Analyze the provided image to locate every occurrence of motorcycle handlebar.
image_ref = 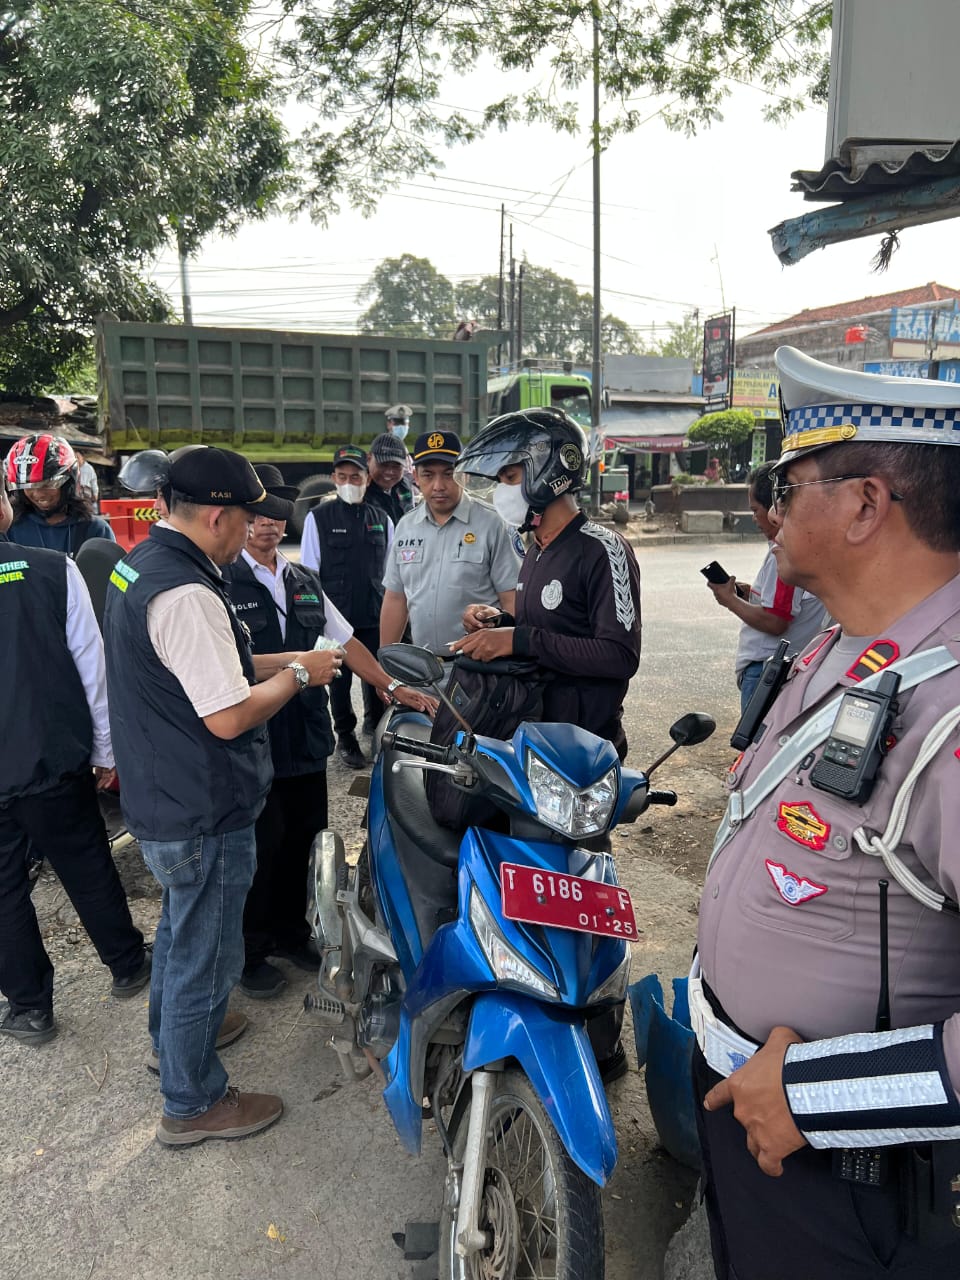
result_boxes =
[646,789,678,807]
[381,731,452,764]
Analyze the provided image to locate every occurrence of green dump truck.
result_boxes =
[95,317,494,529]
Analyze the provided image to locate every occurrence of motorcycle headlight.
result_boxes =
[587,950,632,1005]
[469,889,559,1000]
[526,753,618,838]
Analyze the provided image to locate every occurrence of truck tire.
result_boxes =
[288,475,335,540]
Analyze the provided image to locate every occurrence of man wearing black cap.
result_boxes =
[380,431,521,656]
[365,432,415,528]
[300,445,393,763]
[103,447,343,1147]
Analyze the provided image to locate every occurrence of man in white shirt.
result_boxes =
[224,464,434,997]
[0,478,149,1047]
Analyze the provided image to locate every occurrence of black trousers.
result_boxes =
[243,771,328,967]
[693,1046,960,1279]
[0,770,145,1014]
[328,625,382,736]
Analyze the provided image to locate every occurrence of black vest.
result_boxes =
[364,481,412,536]
[313,498,388,628]
[0,537,93,802]
[103,524,272,841]
[222,556,335,777]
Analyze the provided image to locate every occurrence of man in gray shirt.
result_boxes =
[380,431,520,654]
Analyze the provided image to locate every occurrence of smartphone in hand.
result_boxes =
[701,561,747,599]
[701,560,730,585]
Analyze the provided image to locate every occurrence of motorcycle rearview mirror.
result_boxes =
[377,643,446,688]
[669,712,716,748]
[377,643,474,736]
[644,712,716,777]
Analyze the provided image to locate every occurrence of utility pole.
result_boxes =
[177,231,193,325]
[507,226,516,368]
[497,204,506,370]
[517,263,525,364]
[589,2,603,514]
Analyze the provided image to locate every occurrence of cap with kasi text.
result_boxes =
[169,446,293,520]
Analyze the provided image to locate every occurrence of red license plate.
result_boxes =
[499,862,638,939]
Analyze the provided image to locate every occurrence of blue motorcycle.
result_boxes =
[306,645,714,1279]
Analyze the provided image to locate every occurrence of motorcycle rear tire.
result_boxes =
[439,1068,604,1280]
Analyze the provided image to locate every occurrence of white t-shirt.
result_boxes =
[734,545,828,673]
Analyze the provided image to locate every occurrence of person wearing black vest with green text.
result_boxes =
[300,445,393,766]
[229,463,436,995]
[103,448,344,1147]
[0,481,149,1046]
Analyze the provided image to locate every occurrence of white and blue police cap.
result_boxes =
[775,345,960,470]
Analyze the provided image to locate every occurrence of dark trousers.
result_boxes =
[329,625,382,736]
[693,1046,960,1279]
[243,771,328,968]
[0,770,144,1014]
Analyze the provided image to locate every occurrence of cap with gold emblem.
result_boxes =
[411,430,462,465]
[775,345,960,469]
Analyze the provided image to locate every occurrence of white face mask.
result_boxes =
[390,422,409,441]
[492,482,529,527]
[336,482,365,505]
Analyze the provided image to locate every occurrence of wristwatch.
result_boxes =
[286,661,310,692]
[385,678,405,697]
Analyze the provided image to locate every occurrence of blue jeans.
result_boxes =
[737,660,766,716]
[140,827,257,1119]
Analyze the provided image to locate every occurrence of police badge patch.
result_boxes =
[540,579,563,610]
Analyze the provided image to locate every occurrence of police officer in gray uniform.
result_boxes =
[379,430,521,654]
[693,347,960,1278]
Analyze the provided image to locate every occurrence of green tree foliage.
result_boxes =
[0,1,289,391]
[687,408,756,457]
[357,254,457,337]
[455,264,640,361]
[278,0,830,215]
[650,314,702,362]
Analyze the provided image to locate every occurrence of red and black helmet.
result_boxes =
[5,434,79,491]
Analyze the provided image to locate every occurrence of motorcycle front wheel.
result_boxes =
[439,1069,604,1280]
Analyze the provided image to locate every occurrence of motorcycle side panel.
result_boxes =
[463,991,618,1187]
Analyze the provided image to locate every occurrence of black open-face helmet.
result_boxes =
[118,445,207,495]
[457,409,587,531]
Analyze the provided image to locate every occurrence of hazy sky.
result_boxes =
[146,63,959,344]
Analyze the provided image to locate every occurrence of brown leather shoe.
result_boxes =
[156,1086,283,1146]
[145,1010,249,1074]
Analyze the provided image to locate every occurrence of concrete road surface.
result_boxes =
[1,540,769,1280]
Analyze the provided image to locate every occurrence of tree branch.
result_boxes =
[0,286,43,328]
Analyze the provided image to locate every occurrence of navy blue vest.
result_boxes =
[312,498,388,628]
[222,557,335,777]
[103,525,272,841]
[0,536,93,801]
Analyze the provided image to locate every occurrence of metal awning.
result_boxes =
[599,404,705,453]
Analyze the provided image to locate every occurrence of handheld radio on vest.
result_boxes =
[810,670,900,804]
[730,640,794,751]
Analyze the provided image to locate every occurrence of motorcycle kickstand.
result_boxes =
[454,1069,496,1259]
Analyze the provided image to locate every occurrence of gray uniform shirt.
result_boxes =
[383,491,521,654]
[698,573,960,1094]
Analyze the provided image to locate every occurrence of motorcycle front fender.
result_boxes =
[463,991,617,1186]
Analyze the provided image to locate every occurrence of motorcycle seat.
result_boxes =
[382,715,462,870]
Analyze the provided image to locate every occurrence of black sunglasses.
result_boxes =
[771,473,904,512]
